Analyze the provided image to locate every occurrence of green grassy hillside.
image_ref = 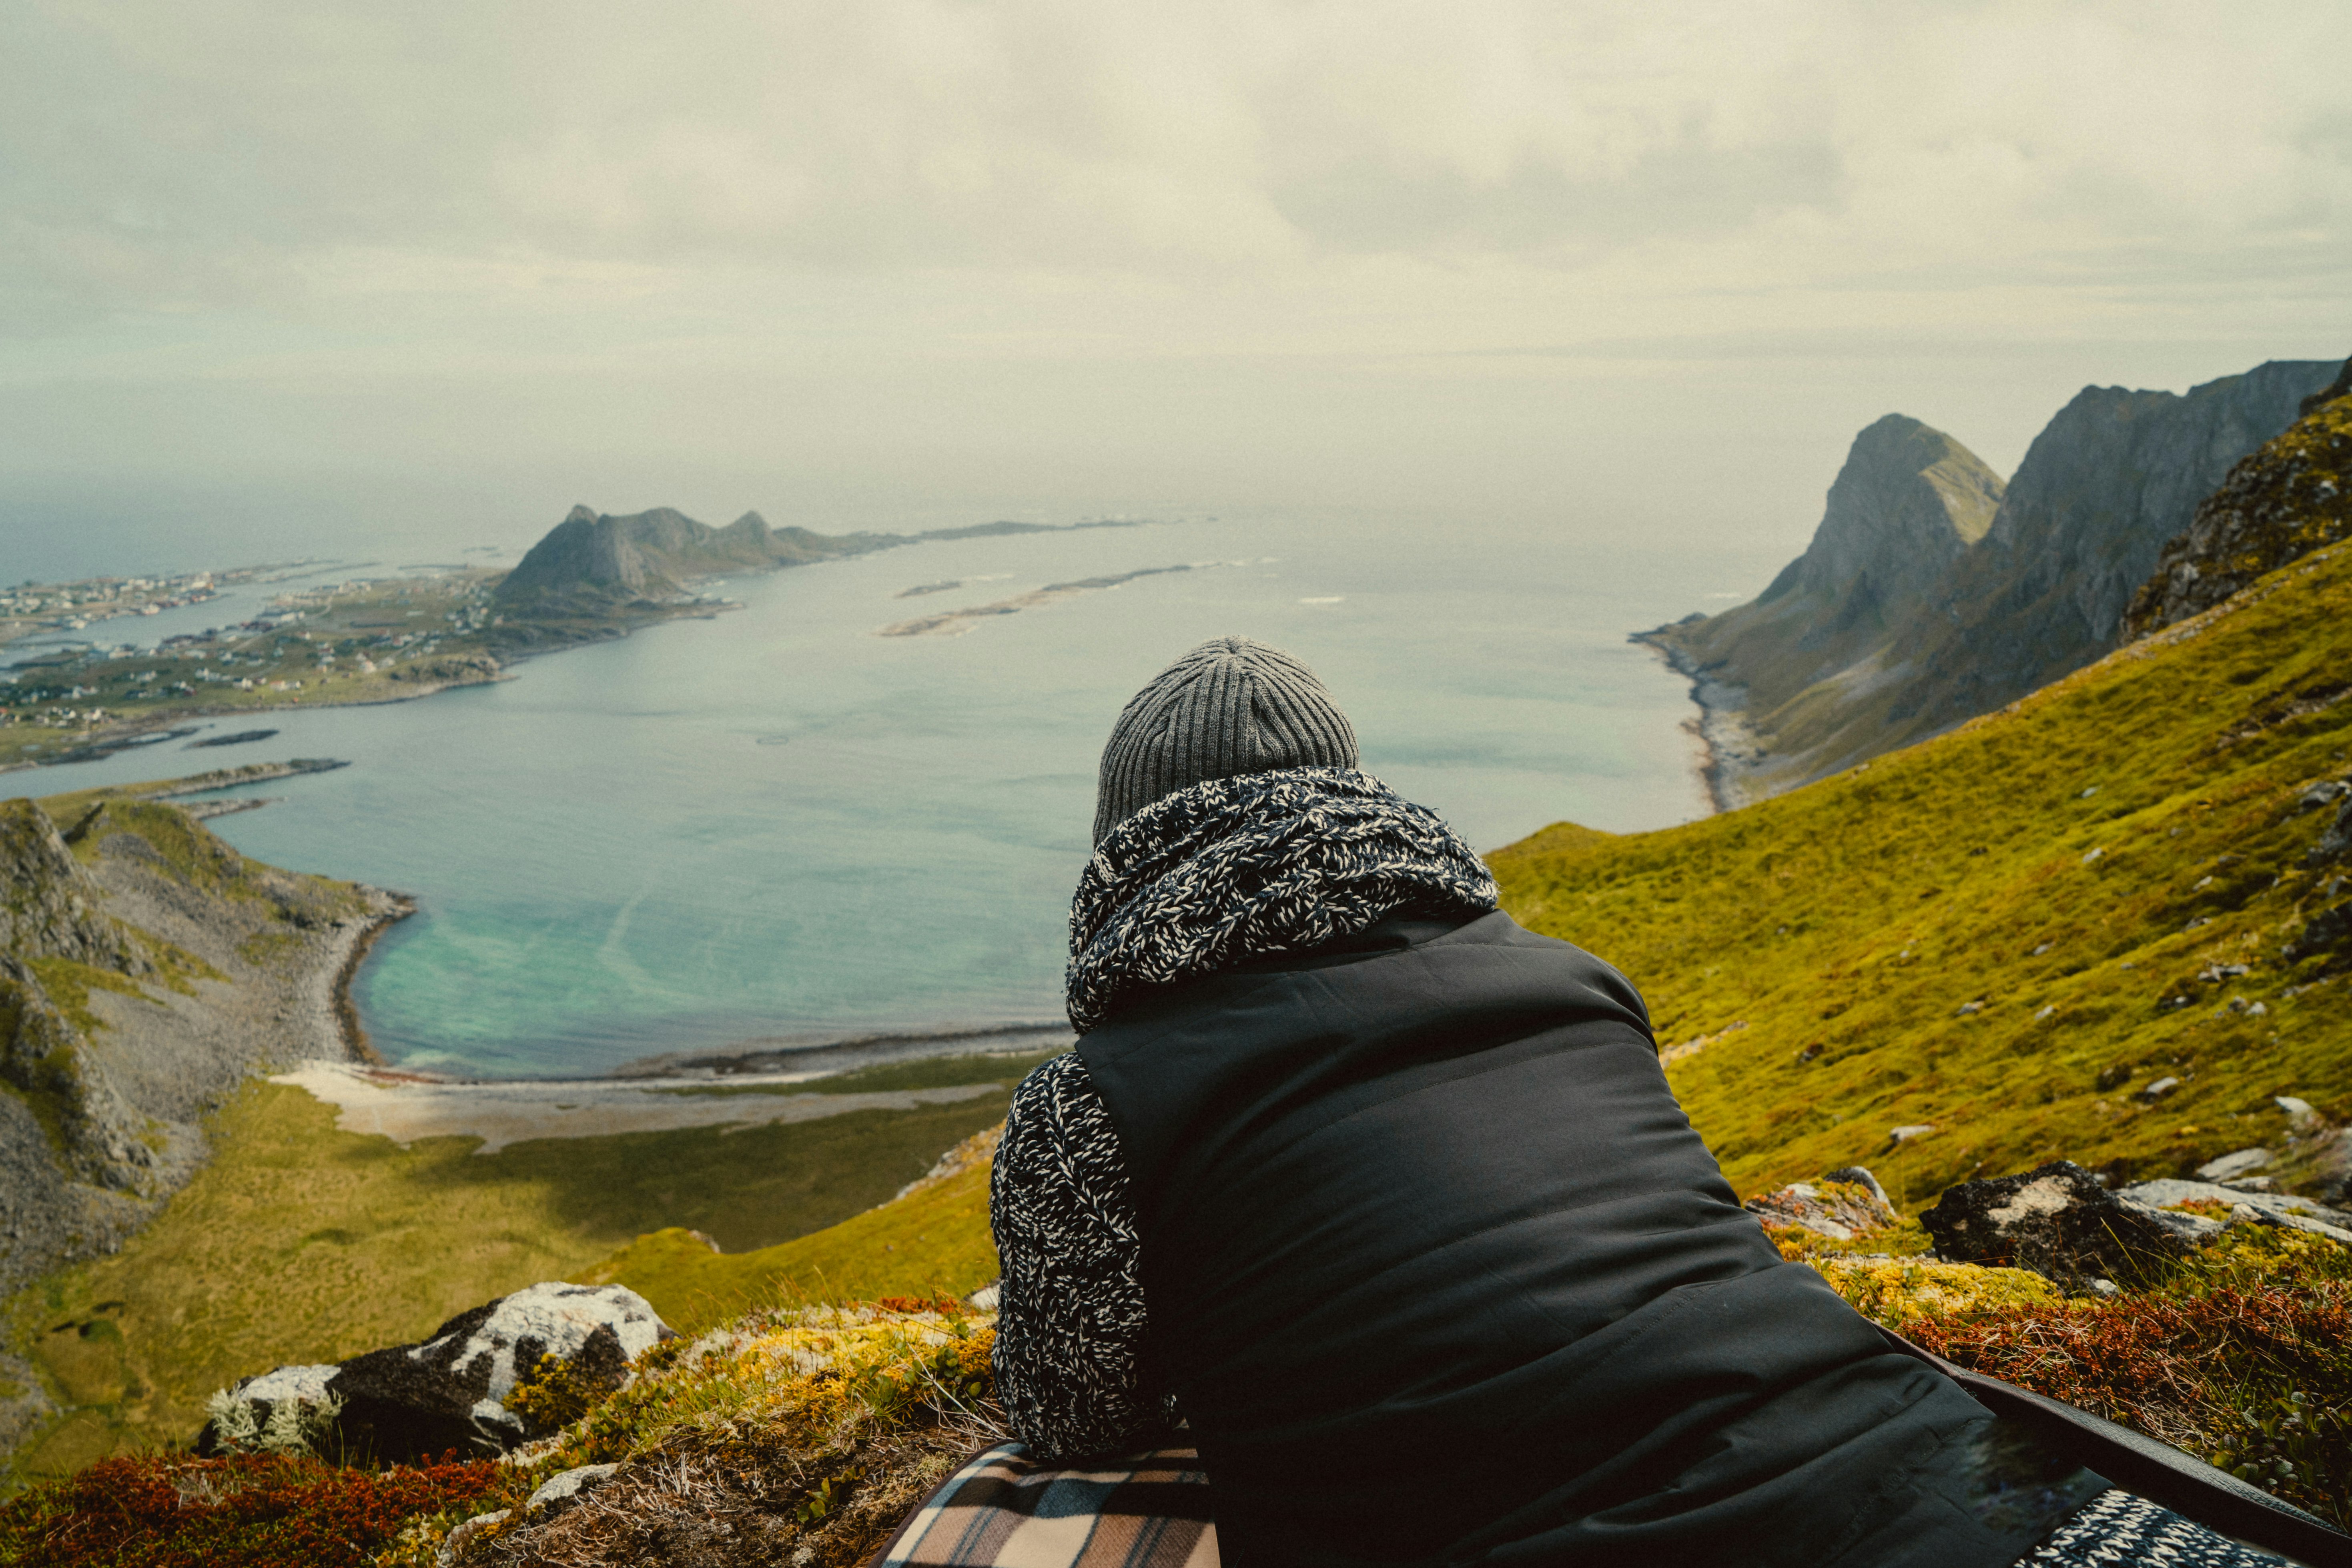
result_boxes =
[1494,543,2352,1207]
[576,1161,1001,1335]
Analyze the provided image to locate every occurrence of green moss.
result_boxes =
[1492,544,2352,1205]
[1811,1257,2060,1327]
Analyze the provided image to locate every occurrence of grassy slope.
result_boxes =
[577,1164,1001,1336]
[1493,545,2352,1208]
[4,1062,1024,1484]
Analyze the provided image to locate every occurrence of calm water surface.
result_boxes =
[23,512,1759,1077]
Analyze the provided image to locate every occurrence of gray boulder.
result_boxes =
[199,1281,670,1462]
[2116,1178,2352,1248]
[2308,800,2352,865]
[2194,1148,2269,1182]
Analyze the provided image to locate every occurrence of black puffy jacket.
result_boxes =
[1074,909,2098,1568]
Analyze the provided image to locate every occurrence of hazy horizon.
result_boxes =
[6,3,2350,586]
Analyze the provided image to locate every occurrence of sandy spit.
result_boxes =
[271,1061,1003,1154]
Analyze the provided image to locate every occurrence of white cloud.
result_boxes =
[0,0,2346,551]
[6,0,2347,305]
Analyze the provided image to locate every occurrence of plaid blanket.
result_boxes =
[870,1442,1217,1568]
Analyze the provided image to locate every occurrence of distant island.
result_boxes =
[0,507,1159,772]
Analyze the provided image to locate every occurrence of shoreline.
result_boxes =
[606,1020,1075,1083]
[271,1059,1015,1153]
[330,892,417,1067]
[0,671,515,777]
[1629,629,1732,814]
[1629,628,1778,814]
[266,1019,1072,1152]
[1,513,1173,778]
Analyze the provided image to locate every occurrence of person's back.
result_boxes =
[989,636,2294,1568]
[1079,906,2090,1566]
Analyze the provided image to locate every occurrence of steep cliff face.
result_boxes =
[1657,415,2001,704]
[0,800,166,1195]
[1768,414,2005,606]
[495,507,674,604]
[1648,358,2338,806]
[1891,360,2332,727]
[2127,363,2352,636]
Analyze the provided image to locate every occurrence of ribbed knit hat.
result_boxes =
[1091,636,1359,844]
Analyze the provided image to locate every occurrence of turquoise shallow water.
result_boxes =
[21,512,1765,1078]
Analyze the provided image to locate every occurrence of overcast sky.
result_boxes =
[4,1,2349,578]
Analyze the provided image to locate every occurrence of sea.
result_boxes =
[10,510,1777,1079]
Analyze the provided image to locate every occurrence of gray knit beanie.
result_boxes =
[1091,636,1360,844]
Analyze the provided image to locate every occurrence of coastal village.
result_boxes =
[0,569,511,769]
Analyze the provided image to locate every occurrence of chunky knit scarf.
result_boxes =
[1065,767,1500,1034]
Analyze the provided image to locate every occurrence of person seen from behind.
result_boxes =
[989,636,2309,1568]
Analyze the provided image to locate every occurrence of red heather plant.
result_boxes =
[0,1452,518,1568]
[1911,1274,2352,1530]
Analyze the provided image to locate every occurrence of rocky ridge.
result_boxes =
[491,505,1155,620]
[493,507,873,610]
[1646,357,2339,805]
[0,788,403,1328]
[2126,360,2352,636]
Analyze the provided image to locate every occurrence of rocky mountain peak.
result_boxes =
[1639,355,2337,809]
[1762,414,2003,609]
[492,504,878,609]
[494,509,671,606]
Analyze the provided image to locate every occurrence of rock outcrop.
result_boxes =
[1744,1166,1897,1241]
[2115,1178,2352,1247]
[1646,358,2339,804]
[0,800,170,1196]
[2125,364,2352,635]
[199,1282,671,1463]
[2301,354,2352,418]
[1921,1160,2352,1291]
[1919,1160,2198,1287]
[0,788,404,1298]
[0,798,148,973]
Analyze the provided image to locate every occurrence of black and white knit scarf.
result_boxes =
[1065,767,1500,1034]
